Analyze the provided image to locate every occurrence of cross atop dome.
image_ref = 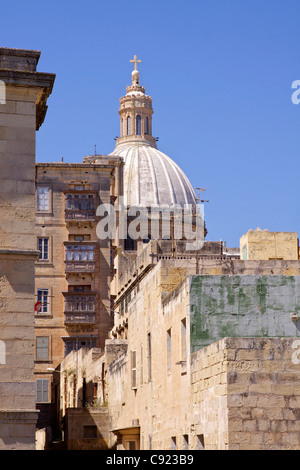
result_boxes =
[130,54,141,71]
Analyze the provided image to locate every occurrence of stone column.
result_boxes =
[0,48,55,450]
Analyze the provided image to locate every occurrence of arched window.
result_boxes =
[136,115,141,135]
[127,116,131,135]
[145,117,149,135]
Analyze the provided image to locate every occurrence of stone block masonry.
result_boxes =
[191,337,300,450]
[0,47,55,450]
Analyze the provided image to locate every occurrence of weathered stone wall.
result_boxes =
[190,275,300,352]
[0,48,54,450]
[191,337,300,450]
[240,230,299,261]
[65,407,110,450]
[240,228,299,260]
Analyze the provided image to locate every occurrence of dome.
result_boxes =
[110,142,197,208]
[110,55,197,209]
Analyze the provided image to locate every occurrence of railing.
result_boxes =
[65,209,95,221]
[156,254,241,260]
[64,312,96,325]
[65,261,96,273]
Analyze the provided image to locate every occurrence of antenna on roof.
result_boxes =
[94,145,97,156]
[195,187,209,203]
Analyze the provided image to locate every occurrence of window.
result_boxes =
[36,337,49,361]
[131,350,137,389]
[145,117,149,135]
[37,186,50,212]
[0,340,5,365]
[36,288,49,314]
[136,115,141,135]
[140,345,143,385]
[72,285,91,293]
[38,237,49,261]
[64,338,96,356]
[65,244,95,261]
[65,194,95,215]
[167,329,172,374]
[126,441,136,450]
[74,235,84,242]
[181,318,187,361]
[147,332,152,381]
[36,379,49,403]
[127,116,131,135]
[64,295,95,312]
[124,236,135,251]
[83,425,97,439]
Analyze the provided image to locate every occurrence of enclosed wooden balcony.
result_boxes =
[64,293,96,325]
[65,192,96,223]
[64,243,96,274]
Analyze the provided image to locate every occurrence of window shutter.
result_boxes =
[36,379,49,403]
[43,379,49,402]
[36,379,43,402]
[131,350,137,389]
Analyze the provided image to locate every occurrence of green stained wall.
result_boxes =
[189,275,300,353]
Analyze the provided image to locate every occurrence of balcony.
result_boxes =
[65,193,96,223]
[64,243,96,274]
[64,294,96,325]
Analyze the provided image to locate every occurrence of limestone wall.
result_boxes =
[190,275,300,352]
[191,337,300,450]
[240,230,299,261]
[0,48,54,450]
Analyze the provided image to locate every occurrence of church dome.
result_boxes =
[110,142,197,208]
[110,55,197,209]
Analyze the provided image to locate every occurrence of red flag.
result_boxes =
[34,301,41,312]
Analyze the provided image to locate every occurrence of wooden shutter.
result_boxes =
[131,350,137,389]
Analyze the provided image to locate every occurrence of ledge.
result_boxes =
[0,248,40,259]
[0,409,39,424]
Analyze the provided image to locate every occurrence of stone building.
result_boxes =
[0,48,55,450]
[2,49,300,451]
[34,156,123,429]
[40,56,300,451]
[58,232,300,450]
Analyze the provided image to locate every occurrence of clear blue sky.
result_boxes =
[2,0,300,247]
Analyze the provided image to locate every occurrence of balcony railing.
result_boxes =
[64,312,96,325]
[65,209,95,221]
[65,261,96,273]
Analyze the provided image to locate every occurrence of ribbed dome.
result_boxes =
[110,142,197,208]
[110,55,197,210]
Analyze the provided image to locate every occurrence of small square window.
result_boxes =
[83,425,97,438]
